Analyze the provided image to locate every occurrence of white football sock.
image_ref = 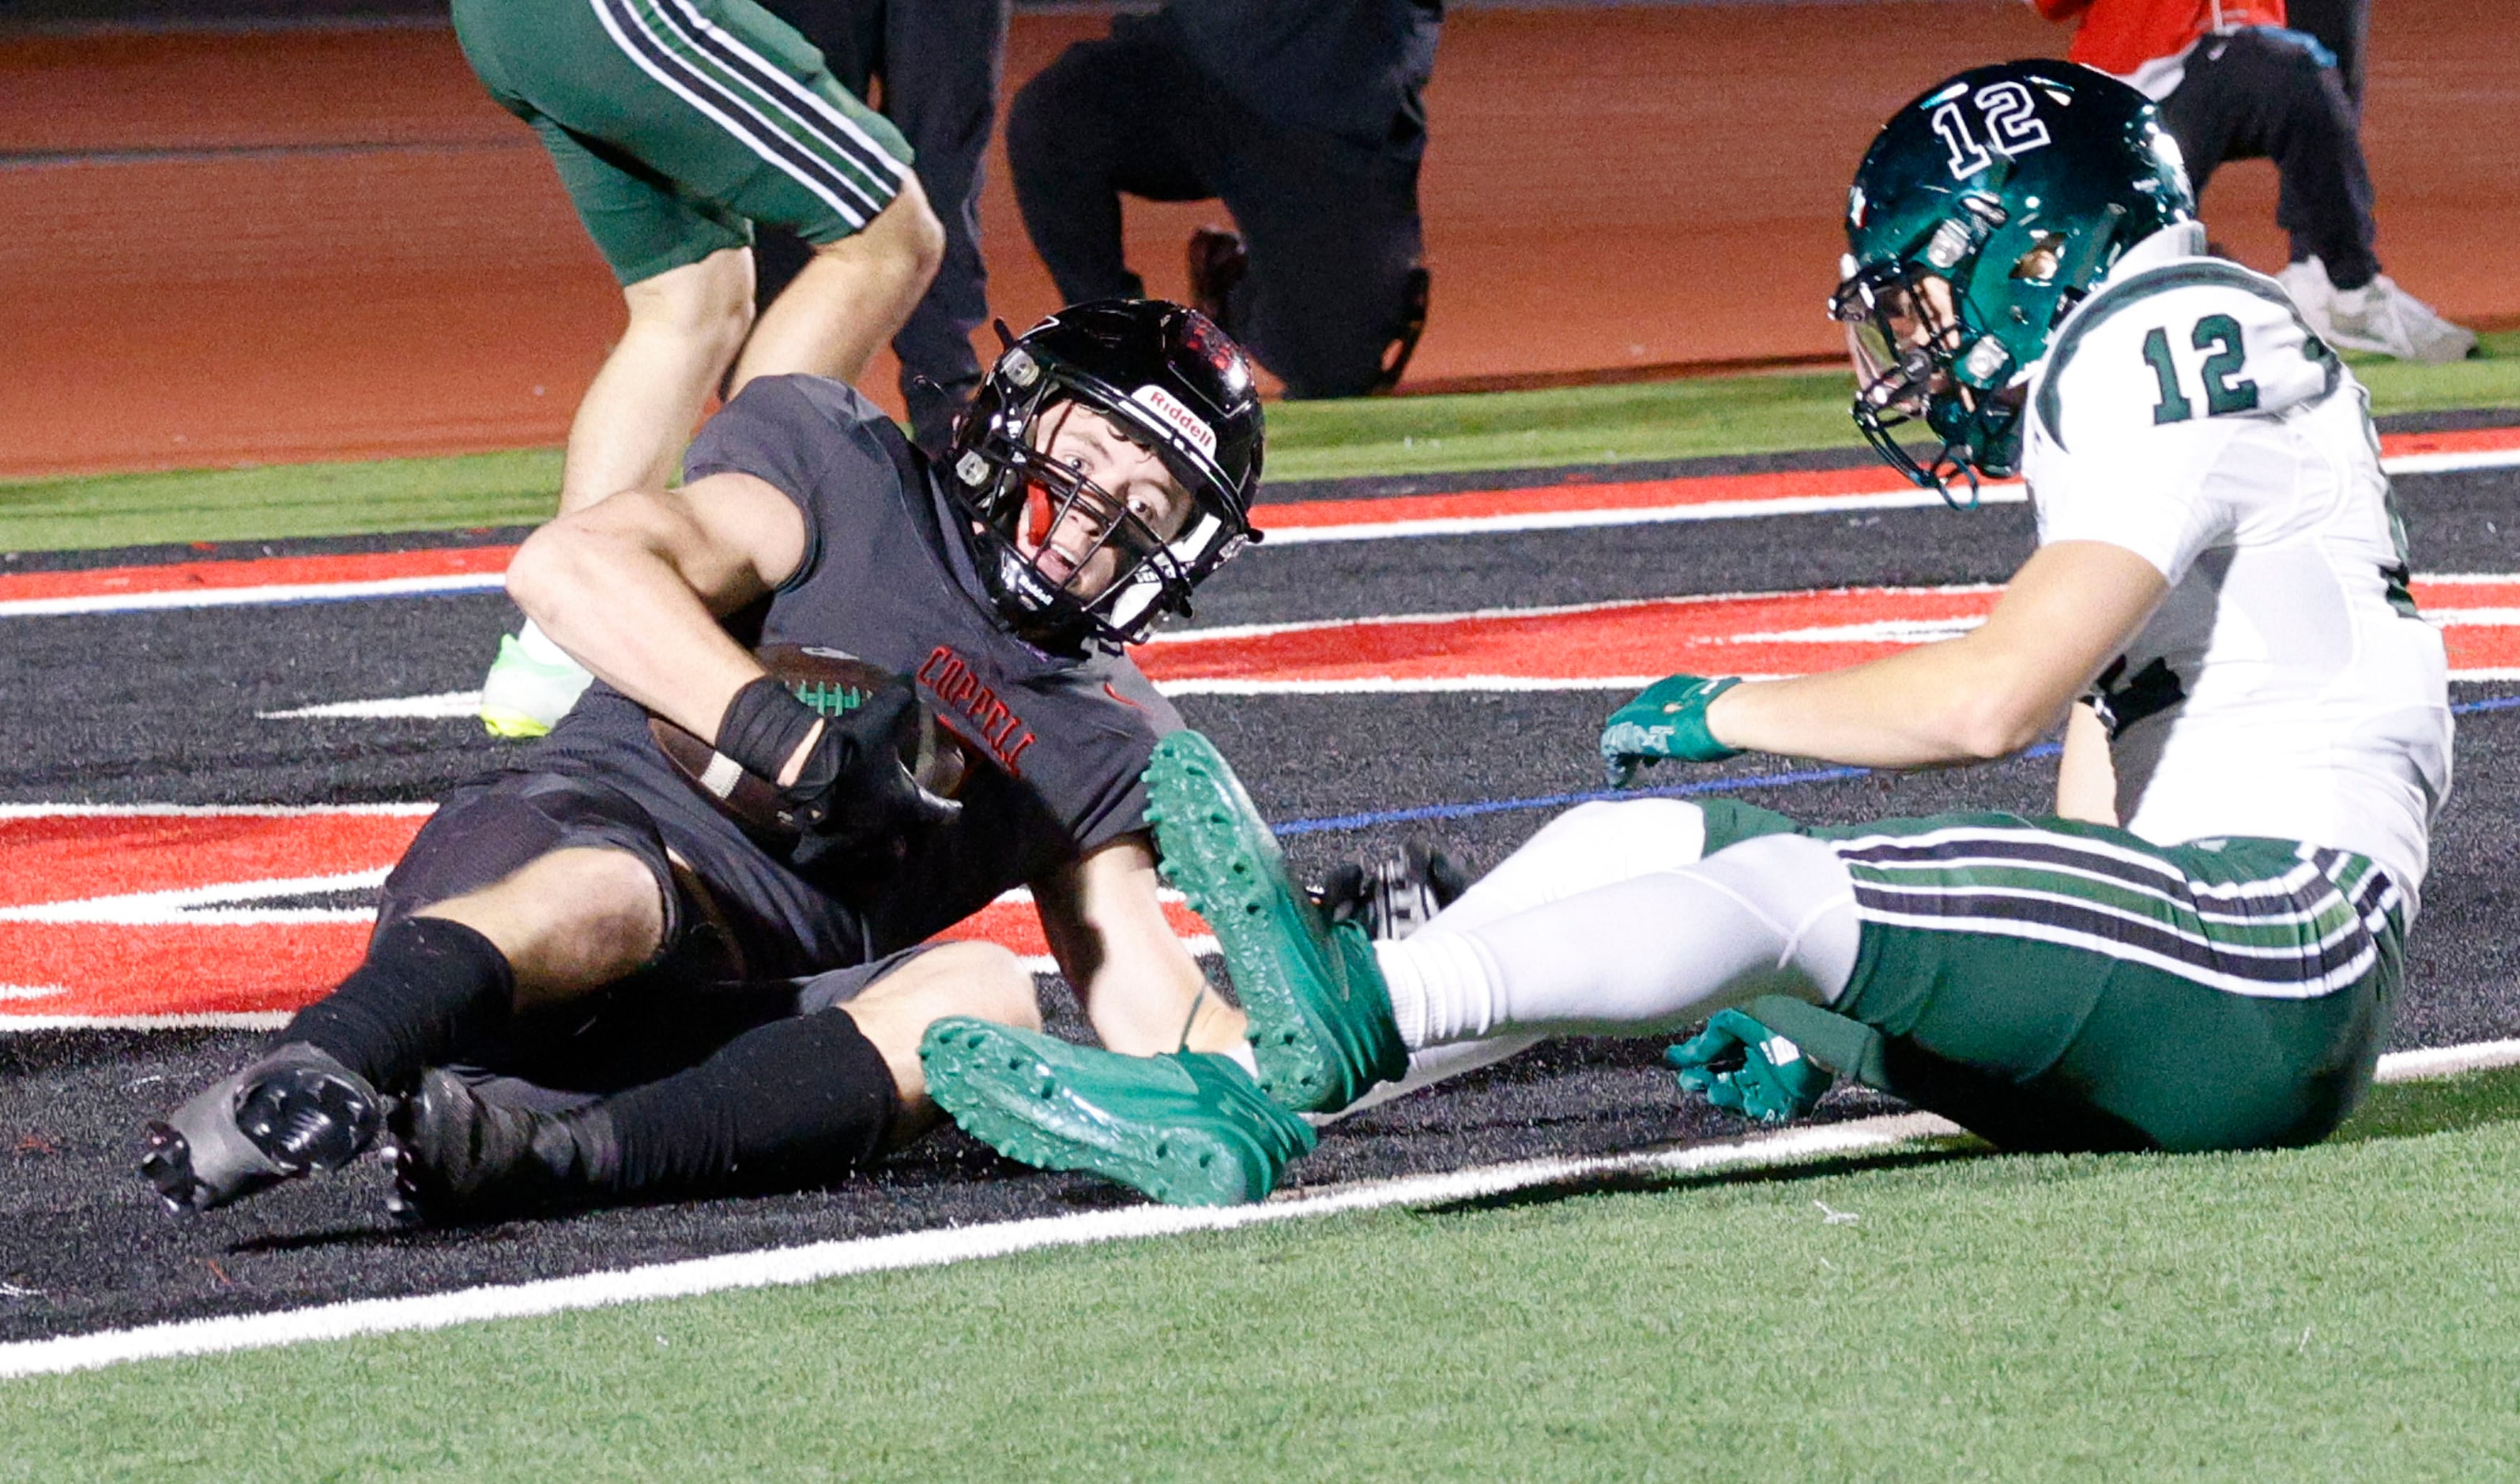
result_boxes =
[1328,1032,1547,1121]
[1377,831,1859,1049]
[1328,798,1724,1117]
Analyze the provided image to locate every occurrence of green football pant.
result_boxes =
[1807,812,2403,1154]
[452,0,912,284]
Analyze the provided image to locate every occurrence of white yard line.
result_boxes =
[2379,446,2520,476]
[0,802,434,819]
[1137,584,2002,645]
[6,1037,2518,1380]
[257,691,482,721]
[1255,443,2520,548]
[0,572,503,620]
[1155,675,1660,696]
[0,868,390,926]
[12,443,2513,620]
[0,1011,291,1032]
[2371,1037,2520,1083]
[1259,485,2021,544]
[0,1113,1956,1380]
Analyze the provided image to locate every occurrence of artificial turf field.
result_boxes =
[3,343,2518,1476]
[7,1074,2520,1482]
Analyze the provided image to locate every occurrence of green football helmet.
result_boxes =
[1831,60,2196,499]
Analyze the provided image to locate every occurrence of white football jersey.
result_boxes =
[2021,224,2453,916]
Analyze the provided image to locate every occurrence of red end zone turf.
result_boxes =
[1138,578,2520,687]
[0,808,1211,1023]
[4,572,2510,1025]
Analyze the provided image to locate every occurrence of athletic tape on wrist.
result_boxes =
[715,676,823,783]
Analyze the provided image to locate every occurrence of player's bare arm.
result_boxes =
[2054,700,2120,824]
[1031,833,1248,1057]
[1702,540,2167,766]
[506,471,809,757]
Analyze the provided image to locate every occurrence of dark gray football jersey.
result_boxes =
[544,373,1183,953]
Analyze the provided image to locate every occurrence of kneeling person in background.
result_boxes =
[1007,0,1439,401]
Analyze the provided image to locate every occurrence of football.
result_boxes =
[650,643,968,834]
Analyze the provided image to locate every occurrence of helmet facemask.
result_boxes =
[951,348,1250,649]
[1832,193,2036,504]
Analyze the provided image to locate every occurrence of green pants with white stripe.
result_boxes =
[453,0,911,284]
[1710,807,2402,1154]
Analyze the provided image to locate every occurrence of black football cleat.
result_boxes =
[1311,838,1470,942]
[1369,265,1430,394]
[140,1042,385,1215]
[389,1069,616,1225]
[1185,224,1248,335]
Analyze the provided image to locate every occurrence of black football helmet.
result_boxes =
[945,299,1264,647]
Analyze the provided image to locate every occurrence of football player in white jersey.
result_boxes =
[908,59,2453,1206]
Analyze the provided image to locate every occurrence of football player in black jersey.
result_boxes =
[141,300,1275,1223]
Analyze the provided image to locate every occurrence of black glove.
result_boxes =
[714,675,961,867]
[1309,840,1470,941]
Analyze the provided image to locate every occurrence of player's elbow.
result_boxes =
[1942,687,2059,763]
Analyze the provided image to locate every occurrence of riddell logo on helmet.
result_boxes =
[1131,386,1218,459]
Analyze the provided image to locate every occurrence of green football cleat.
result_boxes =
[1143,730,1408,1113]
[921,1018,1317,1207]
[478,633,594,740]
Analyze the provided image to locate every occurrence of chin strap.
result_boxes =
[1935,448,1983,511]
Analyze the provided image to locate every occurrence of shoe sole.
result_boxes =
[137,1121,259,1215]
[921,1022,1274,1207]
[477,706,554,740]
[138,1051,382,1214]
[1143,732,1401,1113]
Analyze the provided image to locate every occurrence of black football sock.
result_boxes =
[274,916,516,1093]
[597,1008,898,1200]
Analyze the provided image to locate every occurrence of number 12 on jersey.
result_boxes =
[2142,314,2260,424]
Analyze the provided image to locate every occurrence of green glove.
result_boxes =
[1599,674,1743,787]
[1666,1008,1833,1124]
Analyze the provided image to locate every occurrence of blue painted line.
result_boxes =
[1278,750,2069,836]
[1275,764,1874,836]
[1271,703,2514,837]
